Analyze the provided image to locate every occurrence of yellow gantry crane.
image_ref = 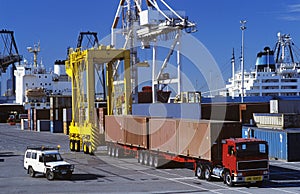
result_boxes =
[65,45,131,154]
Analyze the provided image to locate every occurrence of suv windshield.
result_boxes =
[44,153,63,162]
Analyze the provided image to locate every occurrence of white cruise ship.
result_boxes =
[221,33,300,98]
[14,43,71,108]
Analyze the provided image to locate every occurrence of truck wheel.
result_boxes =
[204,166,212,181]
[70,140,75,151]
[83,143,88,154]
[46,170,55,180]
[225,171,233,187]
[196,165,204,179]
[74,140,80,152]
[28,167,35,177]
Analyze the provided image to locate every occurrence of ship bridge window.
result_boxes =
[282,79,297,82]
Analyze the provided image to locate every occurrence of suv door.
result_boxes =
[35,153,46,173]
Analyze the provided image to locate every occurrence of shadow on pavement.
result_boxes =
[69,173,105,181]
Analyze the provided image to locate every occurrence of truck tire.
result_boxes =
[70,140,75,151]
[204,166,212,181]
[74,140,80,152]
[196,164,204,179]
[46,170,55,181]
[225,171,233,187]
[83,143,88,154]
[28,166,35,177]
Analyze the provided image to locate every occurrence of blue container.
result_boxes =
[50,120,63,133]
[242,126,300,161]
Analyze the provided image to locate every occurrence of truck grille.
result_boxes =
[237,160,268,171]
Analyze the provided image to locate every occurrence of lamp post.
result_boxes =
[240,20,247,103]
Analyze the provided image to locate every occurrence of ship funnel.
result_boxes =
[255,46,275,72]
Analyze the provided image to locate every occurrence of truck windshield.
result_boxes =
[236,142,268,158]
[44,153,63,162]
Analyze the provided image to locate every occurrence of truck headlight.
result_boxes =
[263,171,268,175]
[237,173,243,176]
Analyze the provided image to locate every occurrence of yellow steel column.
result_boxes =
[106,61,114,115]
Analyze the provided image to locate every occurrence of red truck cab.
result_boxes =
[222,138,269,186]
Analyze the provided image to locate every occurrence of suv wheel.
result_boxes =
[46,170,55,180]
[28,167,35,177]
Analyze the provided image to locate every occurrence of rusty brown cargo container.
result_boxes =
[149,119,241,161]
[105,115,148,148]
[105,116,124,143]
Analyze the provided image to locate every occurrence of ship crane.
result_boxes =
[111,0,196,103]
[0,29,23,96]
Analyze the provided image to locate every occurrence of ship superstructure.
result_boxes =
[222,33,300,98]
[14,43,71,108]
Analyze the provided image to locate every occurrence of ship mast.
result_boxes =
[231,48,235,97]
[27,42,40,67]
[240,20,246,103]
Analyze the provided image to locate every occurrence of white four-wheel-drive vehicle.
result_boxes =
[24,146,74,180]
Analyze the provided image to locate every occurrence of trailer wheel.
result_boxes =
[107,145,111,156]
[138,151,144,163]
[143,152,149,165]
[115,147,119,158]
[111,146,115,157]
[225,171,233,187]
[153,156,160,168]
[149,154,154,167]
[204,166,212,181]
[196,164,204,179]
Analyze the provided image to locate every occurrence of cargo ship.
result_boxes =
[221,33,300,98]
[14,43,71,108]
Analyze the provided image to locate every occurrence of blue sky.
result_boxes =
[1,0,300,92]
